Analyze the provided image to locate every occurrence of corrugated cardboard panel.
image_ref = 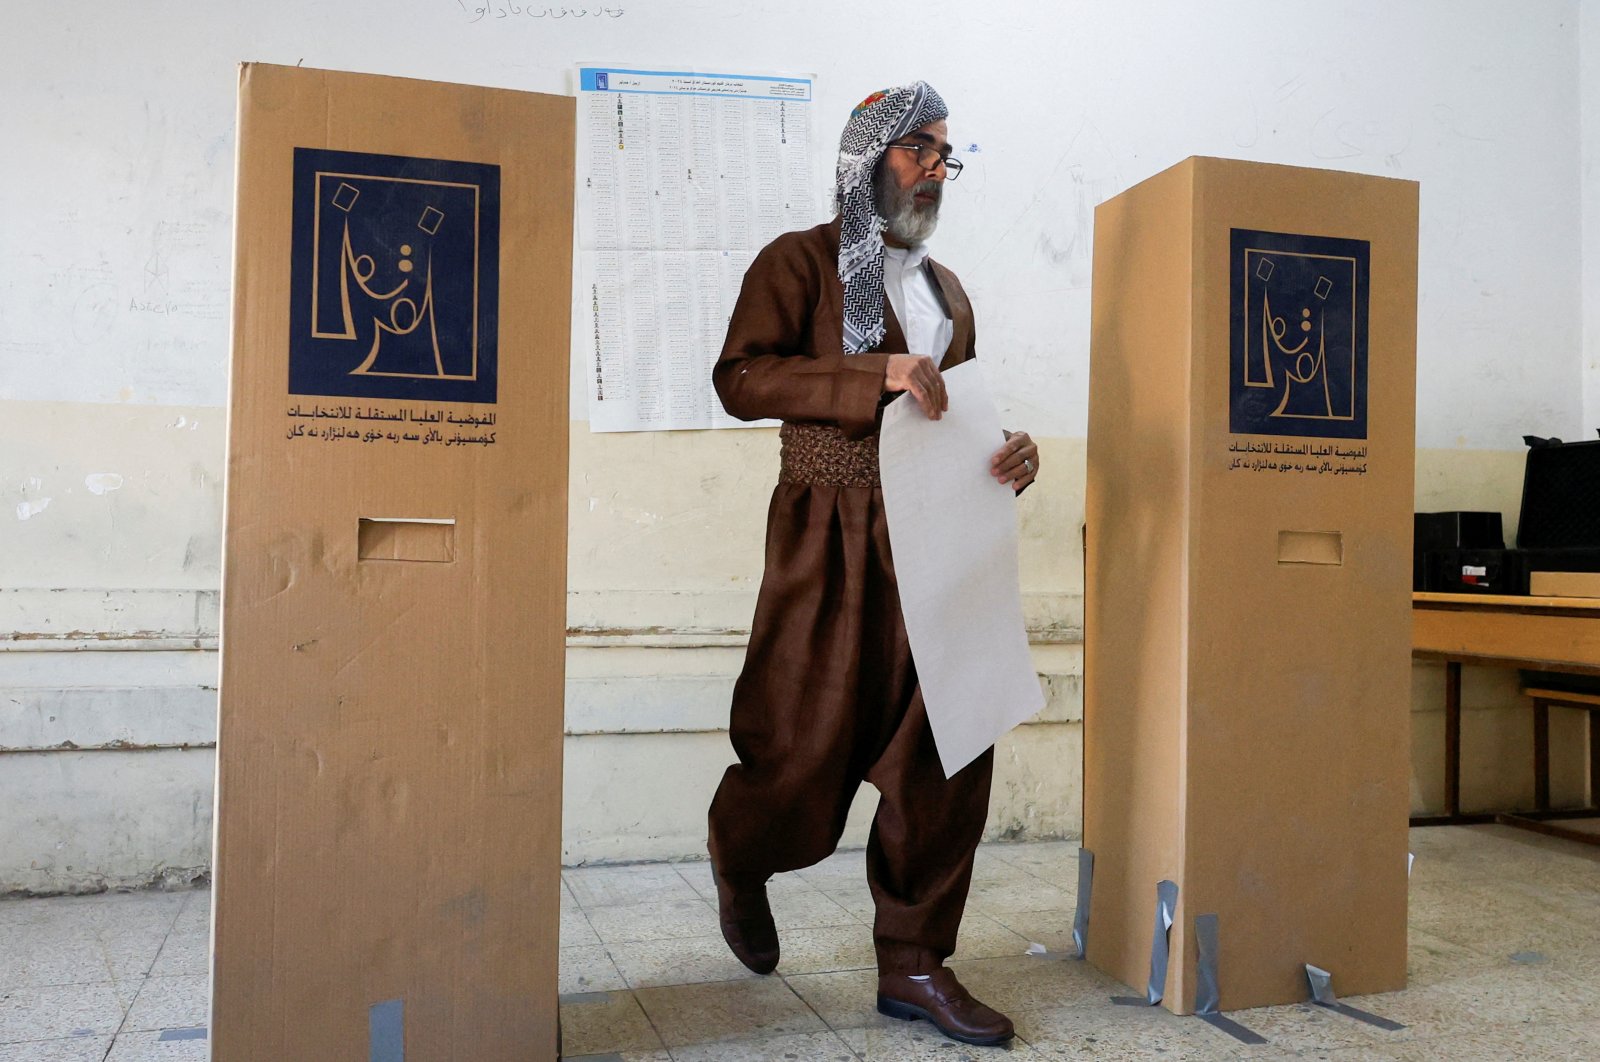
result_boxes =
[1186,158,1414,1010]
[213,64,573,1060]
[1084,160,1194,1002]
[1087,157,1415,1013]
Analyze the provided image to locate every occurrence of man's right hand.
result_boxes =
[884,354,948,420]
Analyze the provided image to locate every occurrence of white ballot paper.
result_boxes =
[878,361,1046,778]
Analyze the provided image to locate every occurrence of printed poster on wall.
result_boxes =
[577,65,820,432]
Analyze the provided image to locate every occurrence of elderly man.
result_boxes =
[705,82,1038,1048]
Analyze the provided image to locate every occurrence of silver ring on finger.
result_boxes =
[1023,458,1035,474]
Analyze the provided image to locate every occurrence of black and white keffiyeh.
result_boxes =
[835,81,948,354]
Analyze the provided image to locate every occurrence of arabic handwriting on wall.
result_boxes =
[285,404,499,446]
[462,2,626,22]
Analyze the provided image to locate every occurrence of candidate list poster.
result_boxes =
[578,66,819,432]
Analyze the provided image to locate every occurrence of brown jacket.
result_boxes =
[713,218,977,440]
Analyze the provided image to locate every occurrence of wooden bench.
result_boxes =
[1519,686,1600,841]
[1411,592,1600,845]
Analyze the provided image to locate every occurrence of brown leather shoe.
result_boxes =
[712,870,779,974]
[877,968,1015,1047]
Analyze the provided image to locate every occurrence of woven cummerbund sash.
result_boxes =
[778,421,881,488]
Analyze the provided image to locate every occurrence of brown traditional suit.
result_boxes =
[706,218,993,976]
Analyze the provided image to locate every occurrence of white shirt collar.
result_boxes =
[883,241,931,270]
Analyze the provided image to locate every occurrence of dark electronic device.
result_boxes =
[1413,511,1503,591]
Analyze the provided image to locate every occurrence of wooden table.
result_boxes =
[1412,591,1600,844]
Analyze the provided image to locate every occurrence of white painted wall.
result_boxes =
[0,0,1585,441]
[1584,0,1600,432]
[0,1,1591,891]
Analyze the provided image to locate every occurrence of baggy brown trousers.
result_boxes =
[705,219,994,975]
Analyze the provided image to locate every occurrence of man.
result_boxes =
[706,82,1039,1048]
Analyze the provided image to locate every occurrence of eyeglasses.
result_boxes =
[885,142,964,180]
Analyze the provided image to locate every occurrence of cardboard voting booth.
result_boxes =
[213,64,573,1059]
[1085,157,1418,1013]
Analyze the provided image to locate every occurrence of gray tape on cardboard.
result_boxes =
[1193,913,1268,1046]
[1305,964,1405,1031]
[1071,847,1094,959]
[1111,879,1177,1006]
[369,998,405,1062]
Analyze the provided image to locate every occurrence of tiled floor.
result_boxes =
[0,887,207,1061]
[4,826,1599,1060]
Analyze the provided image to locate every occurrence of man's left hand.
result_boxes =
[991,430,1039,492]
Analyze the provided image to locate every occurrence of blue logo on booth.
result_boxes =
[288,148,500,403]
[1229,228,1369,439]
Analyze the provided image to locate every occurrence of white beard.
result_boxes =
[877,178,941,245]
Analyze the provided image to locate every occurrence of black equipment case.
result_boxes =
[1418,436,1600,595]
[1414,511,1504,592]
[1516,436,1600,592]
